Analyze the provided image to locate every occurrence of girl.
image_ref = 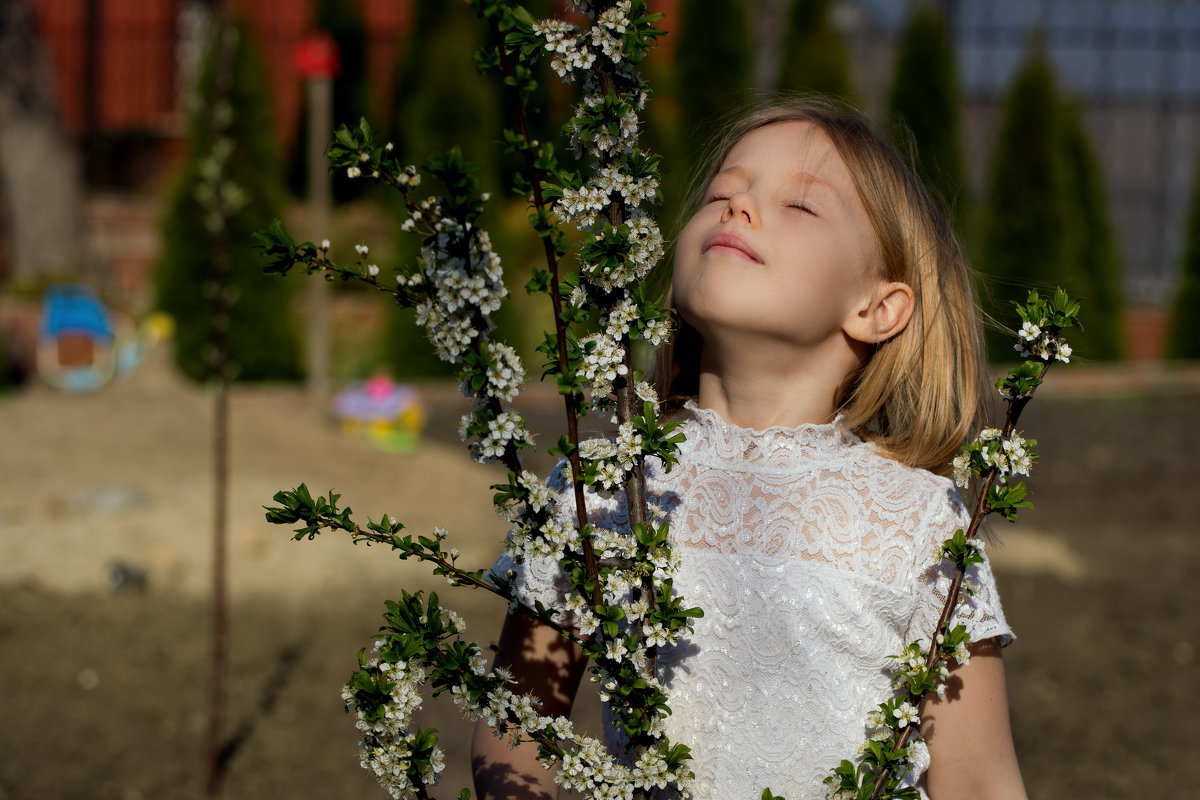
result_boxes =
[472,98,1027,800]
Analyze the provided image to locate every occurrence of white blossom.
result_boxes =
[577,330,627,397]
[412,219,507,362]
[643,621,669,648]
[519,473,556,512]
[482,342,526,401]
[892,701,920,728]
[444,609,466,633]
[471,411,534,464]
[605,638,628,662]
[634,380,659,408]
[556,183,608,229]
[615,421,644,471]
[342,659,442,799]
[533,18,597,81]
[1014,317,1073,364]
[952,452,972,488]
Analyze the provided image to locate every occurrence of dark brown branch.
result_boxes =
[869,363,1050,799]
[489,17,600,606]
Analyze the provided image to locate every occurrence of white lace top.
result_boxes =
[496,402,1013,799]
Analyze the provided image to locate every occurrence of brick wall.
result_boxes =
[29,0,179,137]
[28,0,411,149]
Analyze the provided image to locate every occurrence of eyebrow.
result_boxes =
[712,165,837,194]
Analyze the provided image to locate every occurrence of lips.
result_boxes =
[702,232,762,263]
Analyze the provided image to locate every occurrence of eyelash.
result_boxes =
[704,194,816,215]
[700,194,816,215]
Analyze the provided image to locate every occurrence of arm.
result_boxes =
[471,611,588,800]
[920,637,1028,800]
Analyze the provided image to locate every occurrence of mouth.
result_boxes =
[702,232,762,264]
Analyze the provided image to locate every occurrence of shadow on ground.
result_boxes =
[0,368,1196,799]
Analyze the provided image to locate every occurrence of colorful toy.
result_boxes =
[37,285,118,392]
[332,374,426,453]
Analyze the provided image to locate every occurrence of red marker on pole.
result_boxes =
[294,31,341,78]
[295,31,339,410]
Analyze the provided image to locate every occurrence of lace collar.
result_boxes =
[676,400,863,473]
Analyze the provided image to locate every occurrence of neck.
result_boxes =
[695,331,864,430]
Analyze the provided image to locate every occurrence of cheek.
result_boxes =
[671,217,704,293]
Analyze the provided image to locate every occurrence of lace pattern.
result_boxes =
[493,402,1013,799]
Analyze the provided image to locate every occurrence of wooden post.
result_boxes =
[296,31,340,412]
[306,75,333,410]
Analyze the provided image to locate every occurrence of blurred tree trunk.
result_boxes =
[0,0,85,286]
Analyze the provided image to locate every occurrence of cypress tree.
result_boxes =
[979,42,1070,360]
[1058,100,1124,360]
[887,3,966,232]
[381,2,506,379]
[777,0,856,102]
[154,23,302,382]
[1167,151,1200,358]
[675,0,751,170]
[287,0,372,203]
[391,1,501,188]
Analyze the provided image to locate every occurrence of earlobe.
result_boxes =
[847,281,914,344]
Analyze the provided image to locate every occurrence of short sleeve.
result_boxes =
[490,549,577,627]
[904,482,1015,649]
[488,461,578,628]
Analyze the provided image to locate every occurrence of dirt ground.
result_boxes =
[1,344,1197,800]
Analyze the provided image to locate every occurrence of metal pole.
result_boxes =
[306,75,333,411]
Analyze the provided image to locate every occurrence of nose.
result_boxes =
[721,191,757,226]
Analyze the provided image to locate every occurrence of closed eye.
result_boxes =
[787,202,816,215]
[706,194,730,204]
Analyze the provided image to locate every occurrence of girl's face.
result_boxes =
[673,121,882,352]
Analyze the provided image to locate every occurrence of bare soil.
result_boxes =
[1,346,1196,800]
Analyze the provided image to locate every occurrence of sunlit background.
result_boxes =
[1,1,1197,799]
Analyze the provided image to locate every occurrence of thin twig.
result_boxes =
[489,15,600,606]
[869,363,1050,799]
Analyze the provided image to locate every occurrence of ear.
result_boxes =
[845,281,914,344]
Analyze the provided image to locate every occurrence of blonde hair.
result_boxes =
[656,96,988,474]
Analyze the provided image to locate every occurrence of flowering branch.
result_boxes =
[820,288,1081,800]
[474,0,603,607]
[480,3,701,791]
[256,2,702,798]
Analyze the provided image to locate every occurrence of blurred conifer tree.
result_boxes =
[287,0,372,203]
[155,23,302,382]
[1168,151,1200,358]
[777,0,855,103]
[675,0,750,174]
[887,3,966,233]
[982,38,1126,362]
[980,40,1070,360]
[391,0,501,189]
[1059,100,1124,359]
[381,1,506,379]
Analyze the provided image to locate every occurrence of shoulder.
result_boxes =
[851,443,969,529]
